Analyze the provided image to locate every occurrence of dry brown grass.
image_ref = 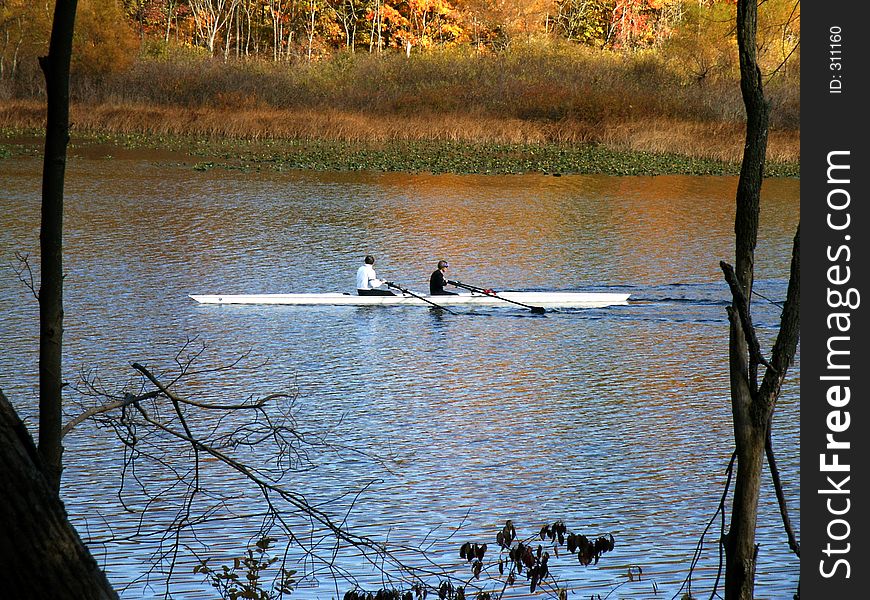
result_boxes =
[1,100,799,164]
[591,119,799,163]
[2,43,798,166]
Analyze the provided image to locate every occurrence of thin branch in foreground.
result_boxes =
[72,348,627,599]
[766,429,799,558]
[13,251,38,299]
[71,350,439,596]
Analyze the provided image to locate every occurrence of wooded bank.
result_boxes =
[0,43,799,173]
[1,2,799,171]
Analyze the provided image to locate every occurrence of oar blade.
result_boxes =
[453,279,546,314]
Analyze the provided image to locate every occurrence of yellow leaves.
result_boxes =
[380,4,408,27]
[442,23,464,39]
[376,0,464,47]
[73,0,139,76]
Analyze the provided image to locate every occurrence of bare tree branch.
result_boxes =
[721,261,774,388]
[12,252,38,299]
[70,349,449,596]
[765,429,799,558]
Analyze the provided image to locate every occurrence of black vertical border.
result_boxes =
[801,1,868,598]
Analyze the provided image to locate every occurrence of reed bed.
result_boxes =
[0,44,799,167]
[0,99,799,164]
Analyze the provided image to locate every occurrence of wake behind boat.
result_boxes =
[188,291,630,308]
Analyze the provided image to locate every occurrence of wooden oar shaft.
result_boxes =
[450,280,546,314]
[386,282,456,314]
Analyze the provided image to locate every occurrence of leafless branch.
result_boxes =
[674,451,735,600]
[720,260,775,387]
[13,251,38,299]
[68,347,459,597]
[62,391,158,437]
[766,429,800,558]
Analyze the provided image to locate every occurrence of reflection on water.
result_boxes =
[0,156,799,598]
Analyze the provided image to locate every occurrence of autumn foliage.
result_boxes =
[0,1,798,161]
[1,1,798,68]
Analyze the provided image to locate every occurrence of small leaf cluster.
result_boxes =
[459,520,616,596]
[343,582,479,600]
[339,520,616,600]
[194,537,296,600]
[342,588,412,600]
[540,521,616,566]
[493,519,550,593]
[458,542,488,579]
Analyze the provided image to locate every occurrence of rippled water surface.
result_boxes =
[1,155,799,599]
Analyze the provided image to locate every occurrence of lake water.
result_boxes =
[1,153,799,599]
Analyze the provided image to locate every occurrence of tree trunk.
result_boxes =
[723,305,769,599]
[733,0,769,300]
[1,1,122,594]
[722,2,799,599]
[38,0,79,495]
[0,390,119,599]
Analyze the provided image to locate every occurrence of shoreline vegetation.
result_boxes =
[0,108,799,177]
[1,3,799,177]
[0,82,799,177]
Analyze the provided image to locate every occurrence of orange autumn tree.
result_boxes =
[606,0,682,49]
[405,0,463,48]
[457,0,554,49]
[371,0,462,52]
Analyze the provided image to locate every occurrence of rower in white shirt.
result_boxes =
[355,255,396,296]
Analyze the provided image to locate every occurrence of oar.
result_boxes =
[448,280,546,314]
[385,282,457,315]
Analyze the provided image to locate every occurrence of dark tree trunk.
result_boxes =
[722,2,800,598]
[0,1,117,595]
[723,324,768,600]
[38,0,78,494]
[733,0,768,302]
[0,390,119,599]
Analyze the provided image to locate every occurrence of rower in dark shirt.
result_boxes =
[429,260,457,295]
